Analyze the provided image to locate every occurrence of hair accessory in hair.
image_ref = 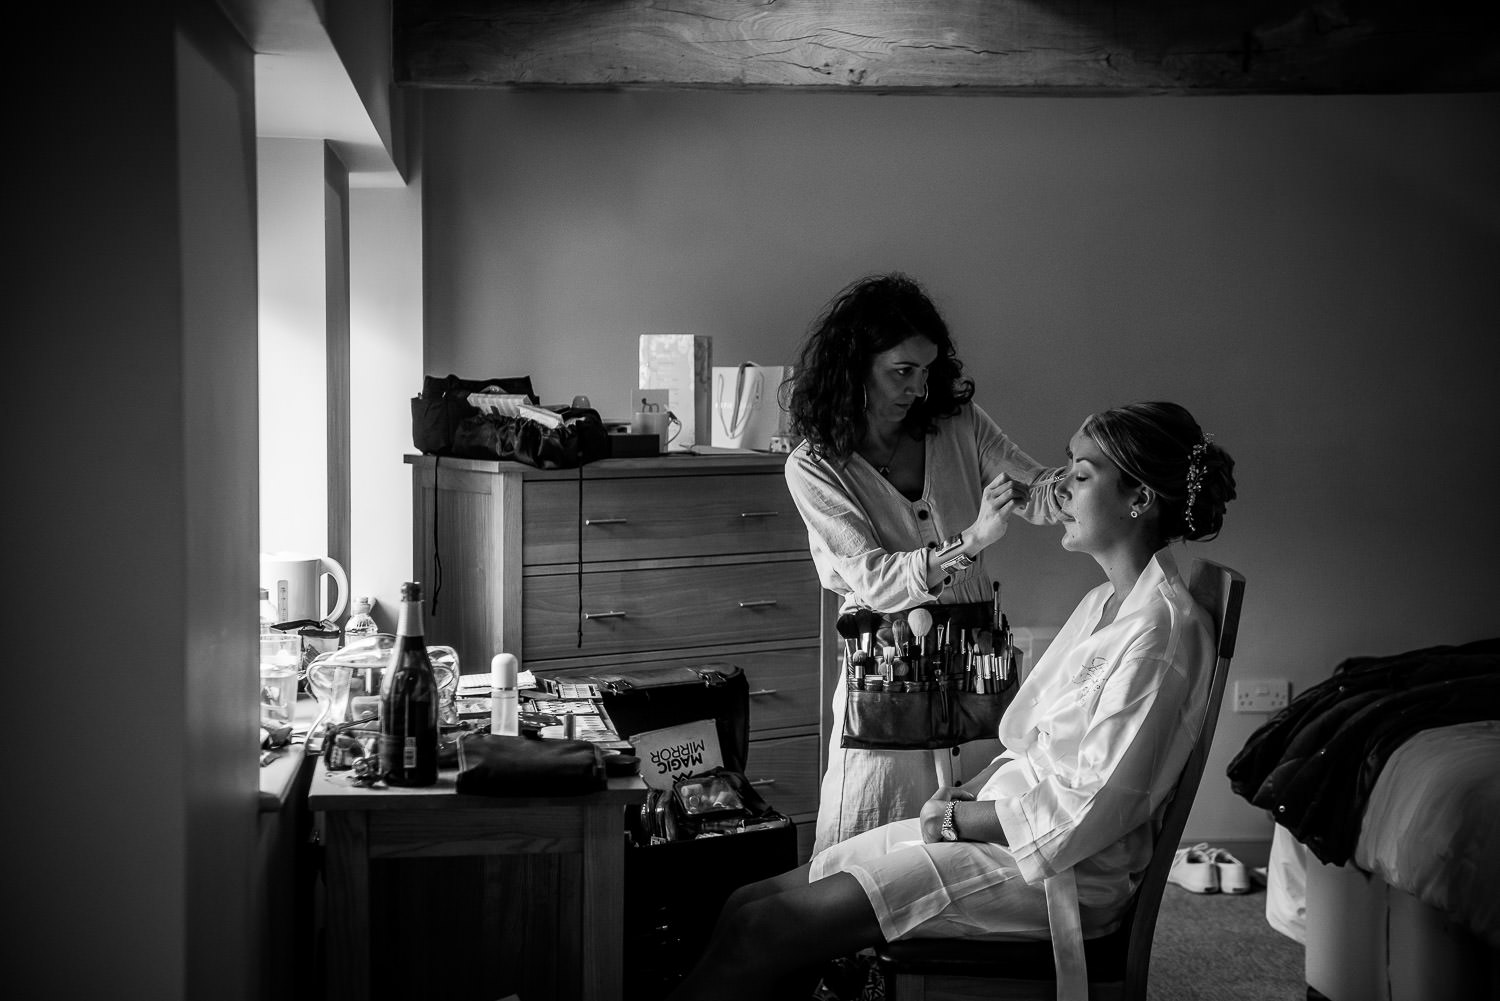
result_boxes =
[1184,432,1214,534]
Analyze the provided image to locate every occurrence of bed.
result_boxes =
[1227,638,1500,1001]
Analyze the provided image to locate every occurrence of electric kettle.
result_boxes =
[259,551,349,626]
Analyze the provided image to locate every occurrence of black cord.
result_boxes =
[431,455,443,612]
[576,461,584,648]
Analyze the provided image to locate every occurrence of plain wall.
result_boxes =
[7,3,261,997]
[259,138,331,557]
[350,175,426,628]
[418,88,1500,842]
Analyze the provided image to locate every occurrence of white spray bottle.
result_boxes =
[490,653,519,736]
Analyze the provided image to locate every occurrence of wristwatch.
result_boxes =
[936,533,974,576]
[941,800,961,842]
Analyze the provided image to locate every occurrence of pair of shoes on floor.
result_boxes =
[1168,842,1251,894]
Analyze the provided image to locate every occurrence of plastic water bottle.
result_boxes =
[259,587,277,635]
[344,596,378,645]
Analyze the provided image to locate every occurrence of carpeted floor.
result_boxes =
[1148,884,1305,1000]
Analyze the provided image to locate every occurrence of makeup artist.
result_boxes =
[781,273,1064,855]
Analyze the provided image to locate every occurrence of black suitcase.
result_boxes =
[550,661,799,999]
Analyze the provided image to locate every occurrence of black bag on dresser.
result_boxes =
[410,373,538,456]
[451,405,610,470]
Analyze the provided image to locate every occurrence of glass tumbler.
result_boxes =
[259,633,302,724]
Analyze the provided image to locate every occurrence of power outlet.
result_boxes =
[1233,679,1291,714]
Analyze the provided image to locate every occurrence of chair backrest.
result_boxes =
[1119,559,1245,997]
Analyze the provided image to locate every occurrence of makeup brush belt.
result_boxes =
[840,602,1021,750]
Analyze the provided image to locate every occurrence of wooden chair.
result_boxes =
[876,559,1246,1001]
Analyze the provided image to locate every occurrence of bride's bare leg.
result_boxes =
[691,864,812,964]
[666,871,883,1001]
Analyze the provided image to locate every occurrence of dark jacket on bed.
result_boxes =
[1227,637,1500,865]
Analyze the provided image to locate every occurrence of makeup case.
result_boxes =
[572,662,751,774]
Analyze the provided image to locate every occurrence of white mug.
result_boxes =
[631,411,681,453]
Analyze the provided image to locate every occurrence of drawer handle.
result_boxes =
[748,778,777,788]
[583,610,628,620]
[738,600,778,609]
[585,517,629,526]
[740,510,780,519]
[748,688,779,697]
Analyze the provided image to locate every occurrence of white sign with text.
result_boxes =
[631,719,723,790]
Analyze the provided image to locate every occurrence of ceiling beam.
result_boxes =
[394,0,1500,95]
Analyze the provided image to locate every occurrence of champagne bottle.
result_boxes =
[379,581,439,786]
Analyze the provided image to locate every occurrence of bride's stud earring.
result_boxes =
[1130,510,1139,519]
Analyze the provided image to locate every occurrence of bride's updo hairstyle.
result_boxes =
[1081,402,1237,543]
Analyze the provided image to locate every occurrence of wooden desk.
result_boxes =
[309,758,645,1001]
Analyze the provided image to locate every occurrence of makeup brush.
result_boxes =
[836,611,861,664]
[907,607,933,650]
[857,608,879,656]
[836,611,860,640]
[907,607,933,682]
[1000,612,1013,681]
[973,629,994,692]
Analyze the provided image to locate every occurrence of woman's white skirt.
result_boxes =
[809,819,1053,943]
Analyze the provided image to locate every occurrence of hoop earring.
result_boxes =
[1130,510,1139,519]
[862,385,869,413]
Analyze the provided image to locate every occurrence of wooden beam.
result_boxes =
[394,0,1500,95]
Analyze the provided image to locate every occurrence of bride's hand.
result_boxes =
[919,788,975,843]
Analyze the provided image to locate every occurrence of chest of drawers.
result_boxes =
[407,453,826,860]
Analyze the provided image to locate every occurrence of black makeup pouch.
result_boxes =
[454,733,606,796]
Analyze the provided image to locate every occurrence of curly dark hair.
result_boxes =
[780,273,974,461]
[1081,402,1237,544]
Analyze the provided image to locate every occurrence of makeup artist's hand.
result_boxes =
[967,474,1028,551]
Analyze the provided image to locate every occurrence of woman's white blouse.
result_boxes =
[981,549,1216,889]
[783,401,1061,614]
